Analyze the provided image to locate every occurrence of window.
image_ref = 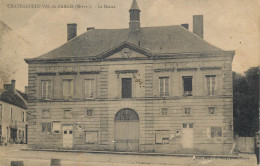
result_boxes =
[86,131,98,144]
[159,77,169,97]
[64,109,72,118]
[206,75,216,96]
[52,121,61,134]
[208,107,216,115]
[183,123,193,128]
[42,109,50,118]
[86,109,93,117]
[155,130,169,144]
[42,122,51,133]
[122,78,132,98]
[85,79,95,99]
[211,127,222,137]
[63,79,73,100]
[184,108,191,115]
[161,108,168,116]
[41,80,52,99]
[0,104,2,119]
[183,76,192,96]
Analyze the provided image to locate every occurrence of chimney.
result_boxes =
[87,27,95,31]
[181,24,189,30]
[193,15,203,38]
[4,80,15,92]
[67,23,77,41]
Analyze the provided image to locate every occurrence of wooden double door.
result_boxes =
[114,108,139,152]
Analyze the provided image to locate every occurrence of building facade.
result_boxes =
[25,0,235,154]
[0,80,28,145]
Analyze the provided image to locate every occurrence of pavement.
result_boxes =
[0,144,258,166]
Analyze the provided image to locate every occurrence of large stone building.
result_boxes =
[0,80,28,145]
[25,0,235,154]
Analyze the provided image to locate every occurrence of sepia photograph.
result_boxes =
[0,0,259,165]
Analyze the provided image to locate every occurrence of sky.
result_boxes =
[0,0,259,91]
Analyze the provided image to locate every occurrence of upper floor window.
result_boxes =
[63,79,73,100]
[41,80,52,99]
[122,78,132,98]
[183,76,192,96]
[159,77,169,97]
[84,79,95,99]
[206,75,216,96]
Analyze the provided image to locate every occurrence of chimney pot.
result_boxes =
[67,23,77,41]
[181,24,189,30]
[193,15,203,38]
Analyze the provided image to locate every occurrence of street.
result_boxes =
[0,144,258,166]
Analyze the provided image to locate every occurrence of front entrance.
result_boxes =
[182,123,194,149]
[63,125,73,149]
[114,108,139,152]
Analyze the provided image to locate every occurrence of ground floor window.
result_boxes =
[155,130,170,144]
[52,121,61,134]
[42,122,52,133]
[85,131,98,144]
[211,127,222,137]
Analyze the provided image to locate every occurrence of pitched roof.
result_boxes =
[32,25,223,60]
[0,90,28,109]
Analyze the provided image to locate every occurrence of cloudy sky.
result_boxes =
[0,0,259,91]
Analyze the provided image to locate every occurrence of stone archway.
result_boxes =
[114,108,139,152]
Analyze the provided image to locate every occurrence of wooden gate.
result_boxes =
[114,108,139,152]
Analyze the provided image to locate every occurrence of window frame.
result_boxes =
[84,79,96,99]
[205,75,217,96]
[62,79,74,100]
[155,130,170,144]
[183,107,192,116]
[41,80,52,100]
[210,126,222,137]
[42,122,52,133]
[121,78,132,98]
[182,76,193,96]
[159,77,170,97]
[52,121,61,134]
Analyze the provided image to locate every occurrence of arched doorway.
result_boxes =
[114,108,139,152]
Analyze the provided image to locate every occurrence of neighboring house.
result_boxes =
[25,0,235,154]
[0,80,28,145]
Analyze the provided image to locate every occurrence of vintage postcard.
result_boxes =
[0,0,259,166]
